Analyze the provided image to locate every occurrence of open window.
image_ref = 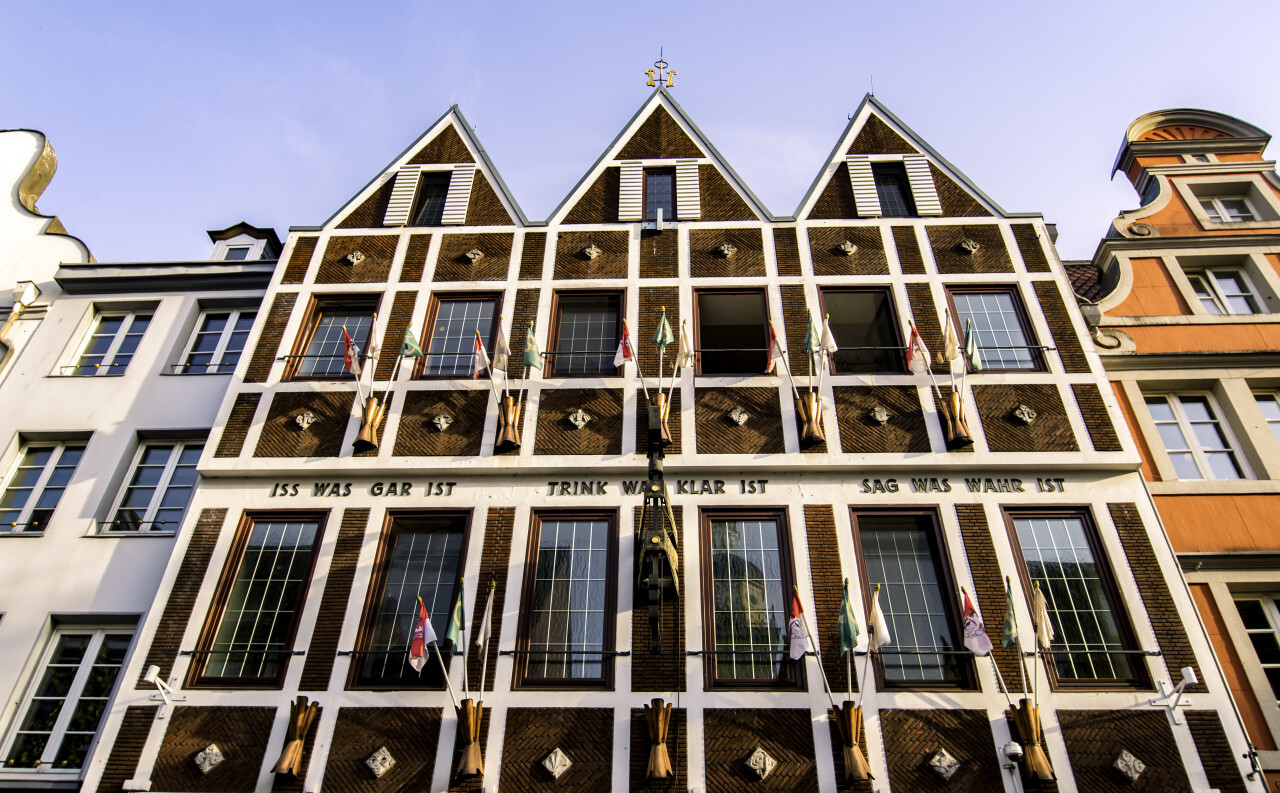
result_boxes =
[819,288,904,373]
[549,291,622,377]
[418,293,501,377]
[696,290,769,376]
[287,295,379,379]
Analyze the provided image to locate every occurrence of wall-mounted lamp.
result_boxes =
[142,664,185,719]
[1147,666,1198,724]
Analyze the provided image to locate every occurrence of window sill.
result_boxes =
[1199,218,1280,232]
[160,370,234,377]
[0,531,45,538]
[90,530,178,539]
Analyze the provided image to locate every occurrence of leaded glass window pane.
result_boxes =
[424,298,496,376]
[873,164,915,217]
[711,518,787,681]
[645,170,674,221]
[298,308,374,378]
[952,291,1037,369]
[527,518,610,680]
[553,294,619,376]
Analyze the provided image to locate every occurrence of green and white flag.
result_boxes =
[653,307,674,350]
[963,318,982,373]
[1001,576,1018,648]
[802,310,820,354]
[401,327,424,358]
[446,578,466,650]
[837,578,861,656]
[523,323,542,370]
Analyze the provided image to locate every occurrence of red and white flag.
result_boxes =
[408,596,437,673]
[613,320,635,368]
[905,324,929,375]
[342,326,362,377]
[788,590,809,660]
[765,323,784,373]
[473,331,491,379]
[961,591,994,657]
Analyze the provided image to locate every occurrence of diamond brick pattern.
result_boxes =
[534,388,623,455]
[554,231,629,280]
[833,386,929,454]
[95,705,158,793]
[880,709,1002,793]
[280,236,317,284]
[690,228,765,278]
[214,393,261,457]
[694,387,783,455]
[927,225,1013,274]
[1057,709,1191,792]
[392,390,489,457]
[324,708,442,793]
[245,292,298,383]
[704,708,816,792]
[631,505,685,693]
[299,509,369,691]
[152,707,276,793]
[316,235,396,283]
[499,708,613,793]
[806,226,888,276]
[973,384,1079,453]
[254,390,356,458]
[435,233,512,281]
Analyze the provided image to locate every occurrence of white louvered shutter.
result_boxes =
[846,155,882,217]
[382,165,423,226]
[618,161,643,221]
[441,164,476,225]
[675,160,701,220]
[903,154,942,216]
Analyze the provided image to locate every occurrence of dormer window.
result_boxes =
[413,172,452,226]
[846,154,941,217]
[872,163,916,217]
[645,169,675,221]
[224,246,251,261]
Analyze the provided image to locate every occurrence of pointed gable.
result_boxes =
[846,115,919,156]
[407,125,475,165]
[616,106,705,160]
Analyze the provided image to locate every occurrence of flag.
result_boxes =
[819,314,838,369]
[653,307,674,350]
[838,579,861,656]
[342,326,362,376]
[475,581,495,649]
[961,591,994,657]
[408,596,436,673]
[401,327,424,358]
[493,322,510,372]
[446,580,466,650]
[1002,577,1018,648]
[765,323,784,373]
[905,324,928,375]
[942,311,960,362]
[523,323,542,370]
[788,590,809,661]
[1032,582,1055,651]
[472,331,490,379]
[963,318,983,372]
[802,310,820,354]
[677,320,694,368]
[867,586,892,651]
[365,322,381,364]
[613,319,636,368]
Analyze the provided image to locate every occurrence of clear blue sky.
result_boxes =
[5,1,1279,263]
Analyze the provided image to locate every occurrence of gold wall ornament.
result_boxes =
[567,407,592,430]
[727,406,749,426]
[496,395,522,450]
[796,393,825,446]
[294,410,317,430]
[455,699,485,778]
[345,250,366,265]
[645,50,676,88]
[353,397,385,453]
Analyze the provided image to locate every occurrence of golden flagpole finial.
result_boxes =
[646,48,675,88]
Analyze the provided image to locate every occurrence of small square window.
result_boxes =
[178,308,257,374]
[696,290,769,375]
[0,442,85,533]
[224,246,251,261]
[872,163,916,217]
[1187,268,1262,315]
[1145,394,1246,480]
[104,440,203,533]
[1200,196,1258,223]
[67,312,152,376]
[948,287,1042,371]
[413,173,451,226]
[819,288,904,373]
[420,294,500,377]
[290,297,378,379]
[644,169,675,222]
[550,292,621,376]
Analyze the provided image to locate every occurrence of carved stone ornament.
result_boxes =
[1013,404,1037,425]
[582,243,602,260]
[294,410,318,430]
[746,747,777,780]
[465,248,485,262]
[542,747,572,780]
[194,744,224,775]
[928,748,961,782]
[717,242,738,258]
[345,250,366,266]
[432,413,454,432]
[1112,749,1145,783]
[958,238,981,255]
[728,406,750,426]
[365,746,396,779]
[869,404,891,425]
[1128,222,1154,237]
[567,408,592,429]
[838,239,858,256]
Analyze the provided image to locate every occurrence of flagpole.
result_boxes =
[476,331,503,409]
[666,320,687,406]
[343,324,367,405]
[796,587,837,709]
[499,314,509,398]
[845,649,852,702]
[856,584,880,709]
[433,643,459,709]
[779,349,801,401]
[364,312,379,393]
[384,352,404,403]
[479,579,495,694]
[1010,576,1029,697]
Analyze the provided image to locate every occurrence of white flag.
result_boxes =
[1033,583,1055,651]
[868,586,892,651]
[475,583,495,648]
[492,323,510,372]
[472,331,490,379]
[942,310,960,362]
[677,321,695,368]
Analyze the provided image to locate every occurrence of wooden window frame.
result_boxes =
[817,287,906,374]
[283,293,382,381]
[1002,506,1151,691]
[410,171,452,227]
[347,508,474,691]
[546,289,624,378]
[513,508,619,690]
[848,506,976,691]
[871,162,917,218]
[944,284,1046,373]
[699,506,804,691]
[412,291,504,380]
[693,288,770,377]
[643,167,676,223]
[187,510,329,689]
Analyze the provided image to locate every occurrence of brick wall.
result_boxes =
[392,390,489,457]
[519,231,547,280]
[272,704,322,793]
[499,708,614,792]
[299,508,369,691]
[1057,709,1192,792]
[137,508,227,688]
[704,708,817,791]
[807,226,888,276]
[464,172,515,226]
[954,505,1023,693]
[636,388,682,451]
[809,163,858,220]
[447,707,490,793]
[847,115,918,155]
[554,231,628,280]
[892,226,926,274]
[434,233,513,281]
[1072,383,1122,452]
[399,233,432,282]
[617,106,703,159]
[563,168,620,225]
[533,388,623,455]
[833,386,929,454]
[151,706,276,793]
[325,707,443,793]
[880,709,1003,792]
[214,393,261,457]
[631,505,685,692]
[927,225,1013,274]
[316,234,396,283]
[804,505,850,692]
[506,288,541,376]
[826,706,874,793]
[637,286,679,377]
[280,236,317,285]
[972,384,1079,453]
[1033,281,1090,374]
[1013,224,1051,272]
[375,291,417,380]
[689,228,765,278]
[932,163,992,217]
[245,292,298,383]
[467,507,514,691]
[694,387,784,455]
[1186,710,1248,793]
[773,228,802,276]
[904,283,944,357]
[337,180,395,229]
[779,283,810,375]
[255,390,356,458]
[95,705,157,793]
[698,165,756,221]
[639,229,677,278]
[408,126,474,164]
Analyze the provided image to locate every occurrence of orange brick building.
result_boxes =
[1075,107,1280,787]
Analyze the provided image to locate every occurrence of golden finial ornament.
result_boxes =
[645,49,675,88]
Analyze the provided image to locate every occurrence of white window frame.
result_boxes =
[65,311,151,377]
[1199,194,1260,223]
[1174,174,1280,230]
[1255,391,1280,446]
[1234,595,1280,704]
[1186,267,1264,315]
[0,627,133,778]
[103,440,203,534]
[1145,392,1250,480]
[0,442,85,533]
[176,308,256,375]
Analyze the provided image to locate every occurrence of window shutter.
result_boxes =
[676,160,701,220]
[846,155,882,217]
[903,154,942,216]
[441,164,476,225]
[382,165,423,226]
[618,161,643,221]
